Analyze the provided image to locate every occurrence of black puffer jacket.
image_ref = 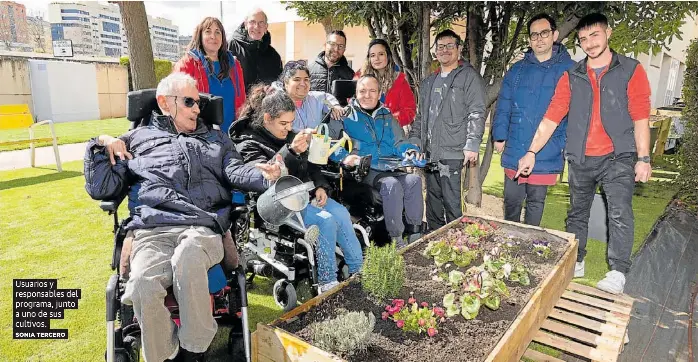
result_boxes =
[229,23,283,93]
[84,113,269,233]
[308,51,354,93]
[229,115,330,193]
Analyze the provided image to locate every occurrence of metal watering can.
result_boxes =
[307,123,352,165]
[256,175,315,226]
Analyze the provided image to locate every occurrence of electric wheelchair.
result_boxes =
[100,89,250,362]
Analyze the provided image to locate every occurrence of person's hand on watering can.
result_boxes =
[342,154,361,167]
[330,105,346,120]
[314,187,328,207]
[255,154,283,181]
[405,149,425,161]
[291,128,316,154]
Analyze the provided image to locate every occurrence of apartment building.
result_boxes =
[48,2,179,61]
[0,1,29,48]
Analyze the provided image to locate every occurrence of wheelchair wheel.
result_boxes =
[273,279,297,312]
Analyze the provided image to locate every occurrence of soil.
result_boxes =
[279,217,569,362]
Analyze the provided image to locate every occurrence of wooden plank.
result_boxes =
[0,137,57,146]
[652,117,672,162]
[522,348,565,362]
[253,323,344,362]
[0,113,33,130]
[533,330,595,360]
[561,290,632,315]
[485,226,578,362]
[556,299,630,325]
[566,283,634,306]
[548,308,626,338]
[0,104,30,114]
[540,319,621,350]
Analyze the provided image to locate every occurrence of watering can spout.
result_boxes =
[308,124,353,165]
[328,133,352,156]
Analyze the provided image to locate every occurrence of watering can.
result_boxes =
[307,124,353,165]
[256,175,315,226]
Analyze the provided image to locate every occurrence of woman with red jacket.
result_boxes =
[355,39,416,133]
[174,17,246,134]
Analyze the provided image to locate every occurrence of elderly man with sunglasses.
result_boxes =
[408,29,486,233]
[84,72,281,362]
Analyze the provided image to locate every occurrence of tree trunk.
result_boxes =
[117,1,156,91]
[319,16,344,35]
[420,2,432,82]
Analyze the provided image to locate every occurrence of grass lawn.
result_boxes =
[0,118,131,152]
[0,151,677,361]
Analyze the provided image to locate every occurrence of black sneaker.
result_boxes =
[169,347,206,362]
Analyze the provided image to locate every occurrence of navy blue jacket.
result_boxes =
[84,113,269,234]
[492,43,574,174]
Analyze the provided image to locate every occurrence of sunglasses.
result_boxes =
[284,60,307,70]
[166,95,205,109]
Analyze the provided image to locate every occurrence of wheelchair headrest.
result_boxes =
[331,80,356,107]
[126,89,224,129]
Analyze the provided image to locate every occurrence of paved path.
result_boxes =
[0,142,87,171]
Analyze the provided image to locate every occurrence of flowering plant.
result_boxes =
[533,239,552,259]
[383,293,443,337]
[442,267,510,320]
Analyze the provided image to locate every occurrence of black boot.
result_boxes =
[405,224,422,244]
[169,347,206,362]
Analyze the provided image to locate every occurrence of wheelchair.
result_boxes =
[101,89,250,362]
[231,161,371,313]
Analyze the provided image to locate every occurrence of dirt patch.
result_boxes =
[279,217,569,361]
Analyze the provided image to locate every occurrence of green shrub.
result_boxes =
[309,310,375,355]
[679,39,698,207]
[119,56,173,91]
[361,242,405,300]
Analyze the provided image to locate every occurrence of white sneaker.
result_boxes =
[318,280,339,294]
[574,261,585,278]
[596,270,626,294]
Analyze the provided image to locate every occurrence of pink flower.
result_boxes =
[392,299,405,308]
[421,302,429,308]
[385,305,391,311]
[396,320,405,328]
[418,318,426,326]
[433,307,445,317]
[381,312,389,320]
[427,327,437,337]
[408,297,416,305]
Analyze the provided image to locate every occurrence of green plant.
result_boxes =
[309,310,375,355]
[362,242,405,300]
[383,294,443,337]
[442,267,511,320]
[119,56,173,91]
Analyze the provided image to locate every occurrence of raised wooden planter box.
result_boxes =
[251,215,578,362]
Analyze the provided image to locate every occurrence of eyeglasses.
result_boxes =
[326,41,346,50]
[435,43,458,51]
[529,29,553,41]
[166,95,204,109]
[247,19,267,28]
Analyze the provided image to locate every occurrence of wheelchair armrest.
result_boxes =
[100,200,118,212]
[321,170,341,180]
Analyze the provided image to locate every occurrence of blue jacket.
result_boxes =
[328,99,419,171]
[84,113,269,234]
[492,43,574,174]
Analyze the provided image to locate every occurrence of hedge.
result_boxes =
[678,39,698,207]
[119,56,173,91]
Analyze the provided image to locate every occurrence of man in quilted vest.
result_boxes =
[517,13,652,294]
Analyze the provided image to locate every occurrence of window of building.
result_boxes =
[102,21,119,33]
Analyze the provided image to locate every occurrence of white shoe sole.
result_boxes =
[596,281,623,295]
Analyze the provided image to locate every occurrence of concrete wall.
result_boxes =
[0,56,127,121]
[96,63,128,119]
[0,58,32,107]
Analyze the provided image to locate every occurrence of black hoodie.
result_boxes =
[229,114,331,193]
[229,22,283,93]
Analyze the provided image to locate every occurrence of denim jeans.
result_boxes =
[301,197,364,285]
[567,153,635,273]
[503,176,549,226]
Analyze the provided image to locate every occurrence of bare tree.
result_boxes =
[27,18,47,53]
[0,11,14,51]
